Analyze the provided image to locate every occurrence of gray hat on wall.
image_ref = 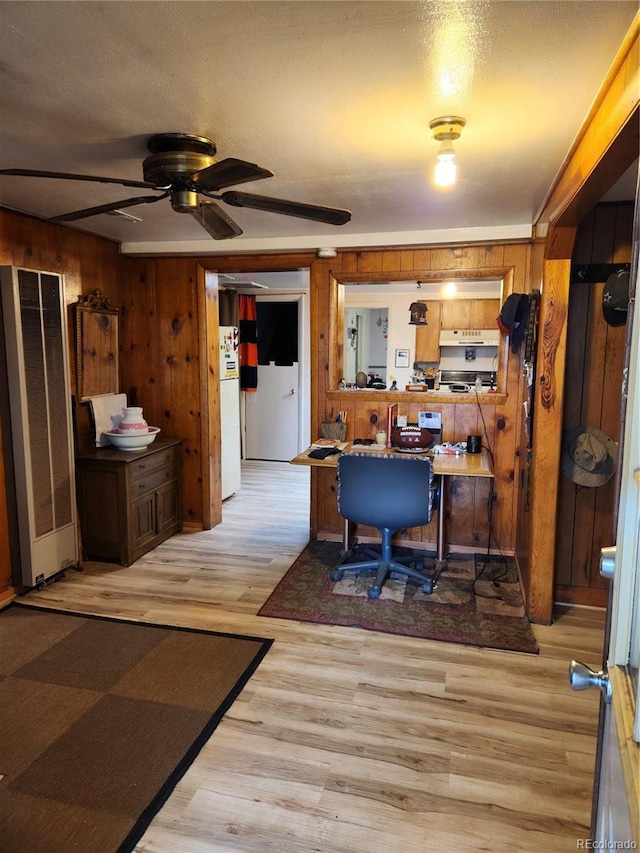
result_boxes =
[561,426,618,487]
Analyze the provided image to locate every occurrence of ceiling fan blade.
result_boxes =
[191,202,243,240]
[0,168,163,190]
[191,158,273,191]
[220,190,351,226]
[50,192,169,222]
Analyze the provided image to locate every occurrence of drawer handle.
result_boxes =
[137,474,171,491]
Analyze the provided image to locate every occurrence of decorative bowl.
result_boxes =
[106,426,160,451]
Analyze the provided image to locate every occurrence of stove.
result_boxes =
[438,370,496,391]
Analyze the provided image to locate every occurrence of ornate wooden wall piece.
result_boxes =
[74,289,119,400]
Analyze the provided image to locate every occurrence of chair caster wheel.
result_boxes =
[330,570,344,582]
[422,579,434,595]
[367,587,381,599]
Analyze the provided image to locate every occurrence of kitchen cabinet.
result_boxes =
[75,438,182,566]
[441,299,500,331]
[471,298,500,329]
[440,299,471,330]
[414,300,442,362]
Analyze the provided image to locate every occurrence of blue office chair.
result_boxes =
[331,452,436,599]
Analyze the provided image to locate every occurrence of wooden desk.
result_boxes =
[290,442,349,468]
[291,443,494,573]
[430,448,493,572]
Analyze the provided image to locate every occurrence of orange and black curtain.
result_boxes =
[238,294,258,391]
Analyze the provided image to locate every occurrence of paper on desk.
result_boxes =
[88,393,127,446]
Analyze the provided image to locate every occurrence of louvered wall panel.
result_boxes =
[41,273,73,528]
[1,266,77,586]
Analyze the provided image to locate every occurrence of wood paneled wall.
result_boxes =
[118,252,317,529]
[0,223,537,595]
[0,209,125,594]
[309,243,534,554]
[554,202,633,606]
[117,258,204,525]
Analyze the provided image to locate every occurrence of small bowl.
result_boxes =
[106,426,160,451]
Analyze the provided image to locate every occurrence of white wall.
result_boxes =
[344,291,417,388]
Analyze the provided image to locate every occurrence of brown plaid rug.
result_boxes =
[0,603,272,852]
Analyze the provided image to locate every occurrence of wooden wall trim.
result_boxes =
[527,257,572,623]
[197,266,221,530]
[535,14,639,238]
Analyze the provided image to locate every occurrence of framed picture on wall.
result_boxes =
[395,348,410,368]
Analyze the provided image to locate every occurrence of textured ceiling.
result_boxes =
[0,1,636,255]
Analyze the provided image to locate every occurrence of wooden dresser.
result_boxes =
[75,437,182,566]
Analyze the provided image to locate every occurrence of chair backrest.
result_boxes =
[337,452,434,531]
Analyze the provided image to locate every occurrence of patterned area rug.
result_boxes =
[259,541,538,654]
[0,603,272,853]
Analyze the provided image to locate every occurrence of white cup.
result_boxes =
[375,430,387,445]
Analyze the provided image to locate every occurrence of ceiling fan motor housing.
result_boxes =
[142,133,217,195]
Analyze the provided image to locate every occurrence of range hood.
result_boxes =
[439,329,500,347]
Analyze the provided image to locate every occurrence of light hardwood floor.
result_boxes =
[23,461,606,852]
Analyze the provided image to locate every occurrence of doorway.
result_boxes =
[242,290,310,462]
[554,201,633,607]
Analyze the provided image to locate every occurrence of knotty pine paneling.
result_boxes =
[554,203,631,607]
[315,242,533,556]
[119,251,318,529]
[0,214,532,593]
[0,209,126,590]
[118,258,203,525]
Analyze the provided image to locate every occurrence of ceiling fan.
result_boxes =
[0,132,352,239]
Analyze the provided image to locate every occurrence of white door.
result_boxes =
[243,294,308,462]
[244,364,300,461]
[571,264,639,842]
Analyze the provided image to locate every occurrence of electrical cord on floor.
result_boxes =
[473,492,507,597]
[472,388,511,597]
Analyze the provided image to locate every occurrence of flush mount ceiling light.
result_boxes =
[429,116,466,187]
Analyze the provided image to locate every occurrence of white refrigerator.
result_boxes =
[219,326,241,499]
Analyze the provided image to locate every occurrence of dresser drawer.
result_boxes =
[129,446,177,482]
[130,464,177,498]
